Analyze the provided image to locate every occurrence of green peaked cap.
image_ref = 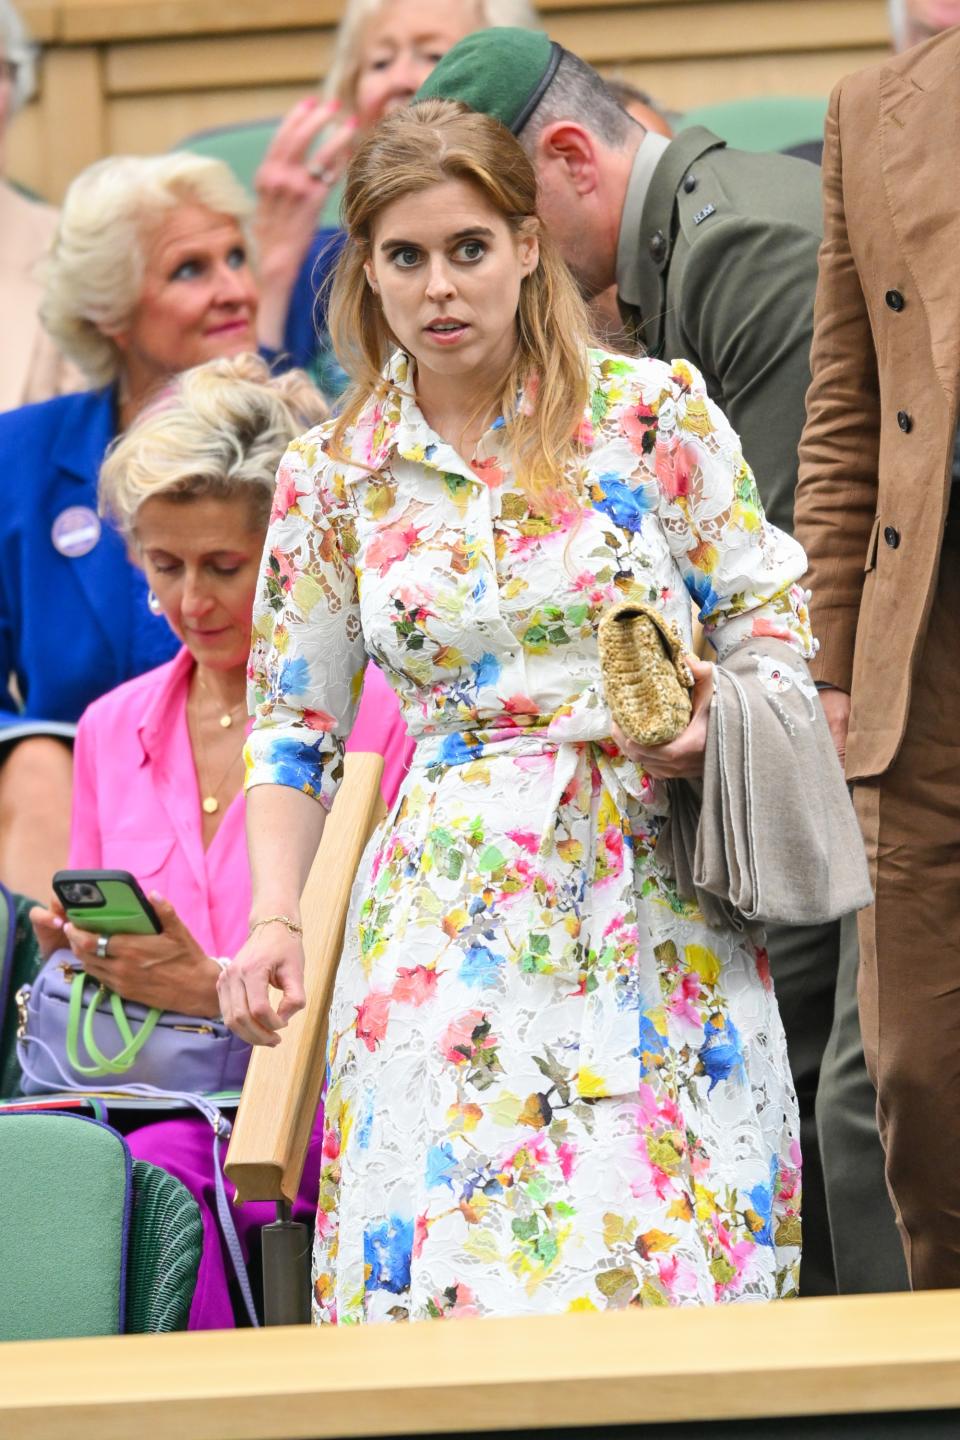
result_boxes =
[415,28,563,135]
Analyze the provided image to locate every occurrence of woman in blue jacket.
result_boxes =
[0,150,279,899]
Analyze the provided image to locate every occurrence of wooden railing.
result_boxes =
[2,1291,960,1438]
[9,0,889,202]
[224,750,385,1209]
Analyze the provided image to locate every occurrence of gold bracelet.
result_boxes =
[249,914,303,937]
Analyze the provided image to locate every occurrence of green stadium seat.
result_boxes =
[176,118,280,197]
[0,1110,201,1339]
[677,96,828,154]
[176,117,343,226]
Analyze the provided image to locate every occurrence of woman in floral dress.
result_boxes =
[220,99,813,1320]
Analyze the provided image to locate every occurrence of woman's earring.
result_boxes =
[147,589,162,616]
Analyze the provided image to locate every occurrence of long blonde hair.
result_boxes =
[327,99,592,509]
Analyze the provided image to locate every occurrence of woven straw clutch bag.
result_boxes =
[597,599,694,746]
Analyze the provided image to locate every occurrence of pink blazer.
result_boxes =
[70,647,413,958]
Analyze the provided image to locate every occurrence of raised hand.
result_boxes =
[254,96,359,349]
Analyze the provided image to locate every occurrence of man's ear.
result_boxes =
[534,121,599,195]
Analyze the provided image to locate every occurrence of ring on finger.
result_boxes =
[308,163,338,184]
[96,933,111,960]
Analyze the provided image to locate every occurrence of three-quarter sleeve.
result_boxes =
[244,428,367,811]
[647,360,814,660]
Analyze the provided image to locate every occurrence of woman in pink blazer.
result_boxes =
[30,355,413,1328]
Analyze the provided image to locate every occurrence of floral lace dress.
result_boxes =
[245,348,813,1322]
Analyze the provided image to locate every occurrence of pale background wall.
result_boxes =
[9,0,889,201]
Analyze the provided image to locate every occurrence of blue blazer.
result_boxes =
[0,387,179,739]
[284,228,348,395]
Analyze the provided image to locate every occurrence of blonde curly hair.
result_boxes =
[40,152,252,387]
[99,353,327,541]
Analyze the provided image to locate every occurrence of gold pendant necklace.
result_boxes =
[197,670,246,731]
[191,678,246,817]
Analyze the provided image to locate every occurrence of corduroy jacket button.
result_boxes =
[897,410,913,433]
[649,230,667,262]
[884,526,901,549]
[885,289,905,311]
[682,173,697,193]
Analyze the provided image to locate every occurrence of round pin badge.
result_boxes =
[51,506,101,558]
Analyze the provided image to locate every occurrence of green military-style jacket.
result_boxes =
[617,127,823,537]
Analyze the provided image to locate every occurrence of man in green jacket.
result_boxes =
[418,28,908,1299]
[418,28,820,537]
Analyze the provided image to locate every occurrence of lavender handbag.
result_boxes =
[14,951,260,1326]
[16,953,250,1094]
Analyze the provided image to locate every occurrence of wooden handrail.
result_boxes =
[3,1292,960,1438]
[224,751,385,1205]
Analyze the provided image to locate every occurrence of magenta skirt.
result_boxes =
[126,1107,323,1330]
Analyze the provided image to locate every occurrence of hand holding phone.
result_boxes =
[52,869,162,936]
[37,879,221,1018]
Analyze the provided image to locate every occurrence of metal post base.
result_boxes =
[261,1201,311,1326]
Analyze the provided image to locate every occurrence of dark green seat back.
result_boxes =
[0,890,43,1100]
[127,1159,203,1332]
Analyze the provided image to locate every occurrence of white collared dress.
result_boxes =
[245,348,813,1320]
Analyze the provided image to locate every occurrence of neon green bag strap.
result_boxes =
[65,972,162,1077]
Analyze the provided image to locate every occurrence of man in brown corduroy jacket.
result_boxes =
[795,24,960,1290]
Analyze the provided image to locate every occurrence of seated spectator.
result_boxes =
[0,0,81,410]
[889,0,960,48]
[29,354,414,1329]
[603,77,676,136]
[0,151,283,900]
[253,0,538,394]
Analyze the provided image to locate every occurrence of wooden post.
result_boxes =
[224,751,385,1206]
[39,46,105,202]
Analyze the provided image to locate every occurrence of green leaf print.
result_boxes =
[535,1233,559,1267]
[709,1255,737,1286]
[445,848,464,881]
[591,388,609,426]
[477,845,506,873]
[595,1266,638,1301]
[443,472,472,499]
[511,1215,539,1242]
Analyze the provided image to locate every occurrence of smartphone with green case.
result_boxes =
[52,869,162,936]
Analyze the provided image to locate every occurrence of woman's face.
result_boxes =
[110,203,259,395]
[365,176,538,403]
[905,0,960,36]
[136,493,264,673]
[353,0,481,131]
